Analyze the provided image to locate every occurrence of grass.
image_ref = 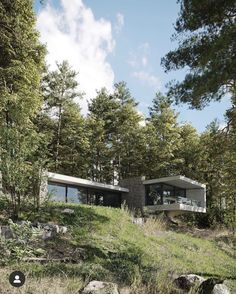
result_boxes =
[0,202,236,293]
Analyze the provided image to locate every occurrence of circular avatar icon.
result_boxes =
[9,271,26,288]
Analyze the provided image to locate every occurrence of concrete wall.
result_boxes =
[119,176,146,211]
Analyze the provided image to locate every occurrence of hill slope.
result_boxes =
[0,203,235,293]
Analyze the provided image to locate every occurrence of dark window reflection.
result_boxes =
[48,182,121,208]
[145,183,186,205]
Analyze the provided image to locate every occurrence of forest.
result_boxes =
[1,0,235,232]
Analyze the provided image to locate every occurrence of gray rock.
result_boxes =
[174,274,205,291]
[132,217,144,226]
[0,226,14,239]
[212,284,230,294]
[62,208,75,215]
[198,278,224,294]
[59,226,68,234]
[42,225,57,240]
[79,281,119,294]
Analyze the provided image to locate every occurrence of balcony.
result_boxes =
[143,175,206,215]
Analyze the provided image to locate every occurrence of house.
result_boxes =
[42,172,206,215]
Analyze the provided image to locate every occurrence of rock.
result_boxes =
[62,208,75,215]
[42,225,57,240]
[41,224,68,240]
[79,281,119,294]
[198,278,224,294]
[174,274,205,291]
[42,230,53,240]
[212,284,230,294]
[132,217,144,226]
[0,226,14,239]
[59,226,68,234]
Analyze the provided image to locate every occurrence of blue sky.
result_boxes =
[34,0,231,132]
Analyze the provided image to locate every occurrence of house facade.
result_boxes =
[43,172,206,215]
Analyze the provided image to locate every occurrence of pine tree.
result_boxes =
[145,92,182,178]
[42,61,84,169]
[0,0,45,217]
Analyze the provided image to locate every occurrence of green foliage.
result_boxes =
[144,92,183,178]
[162,0,236,109]
[0,0,46,217]
[0,219,41,265]
[87,83,145,182]
[41,61,84,169]
[5,204,236,292]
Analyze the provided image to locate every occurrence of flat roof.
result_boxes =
[47,172,129,193]
[143,175,206,189]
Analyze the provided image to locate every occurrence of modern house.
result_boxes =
[42,172,206,215]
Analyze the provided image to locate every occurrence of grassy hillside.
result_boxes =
[0,203,235,293]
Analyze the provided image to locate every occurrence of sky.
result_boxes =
[34,0,231,133]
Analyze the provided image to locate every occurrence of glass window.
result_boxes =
[146,184,162,205]
[67,186,88,204]
[175,187,186,198]
[162,184,174,197]
[48,182,66,202]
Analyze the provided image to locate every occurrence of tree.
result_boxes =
[87,83,145,183]
[144,92,182,178]
[177,124,200,178]
[162,0,236,110]
[87,88,117,183]
[0,0,45,217]
[58,101,89,178]
[42,61,83,169]
[112,82,145,180]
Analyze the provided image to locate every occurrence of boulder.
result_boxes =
[198,278,224,294]
[59,226,68,234]
[0,226,14,239]
[62,208,75,215]
[79,281,119,294]
[212,283,230,294]
[42,225,58,240]
[174,274,205,291]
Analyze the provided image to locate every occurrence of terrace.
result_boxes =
[143,175,206,214]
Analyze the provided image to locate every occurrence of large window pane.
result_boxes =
[48,182,66,202]
[67,186,87,204]
[146,184,162,205]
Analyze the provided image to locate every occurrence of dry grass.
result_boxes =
[0,268,83,294]
[142,216,167,236]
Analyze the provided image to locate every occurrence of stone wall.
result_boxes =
[38,170,48,204]
[119,176,146,211]
[0,171,2,196]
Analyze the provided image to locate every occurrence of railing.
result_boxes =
[163,196,202,207]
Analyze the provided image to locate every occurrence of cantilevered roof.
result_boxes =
[48,172,129,193]
[143,175,206,189]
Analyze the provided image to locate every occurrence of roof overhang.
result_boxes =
[143,175,206,189]
[47,172,129,193]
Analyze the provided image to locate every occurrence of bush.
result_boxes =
[0,220,42,265]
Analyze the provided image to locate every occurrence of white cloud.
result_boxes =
[115,12,124,33]
[133,71,161,89]
[37,0,115,114]
[128,42,150,68]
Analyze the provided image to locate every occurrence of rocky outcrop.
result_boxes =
[212,284,231,294]
[174,274,231,294]
[174,274,205,291]
[79,281,119,294]
[0,222,68,241]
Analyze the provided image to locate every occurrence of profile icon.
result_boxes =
[9,271,25,287]
[13,275,21,284]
